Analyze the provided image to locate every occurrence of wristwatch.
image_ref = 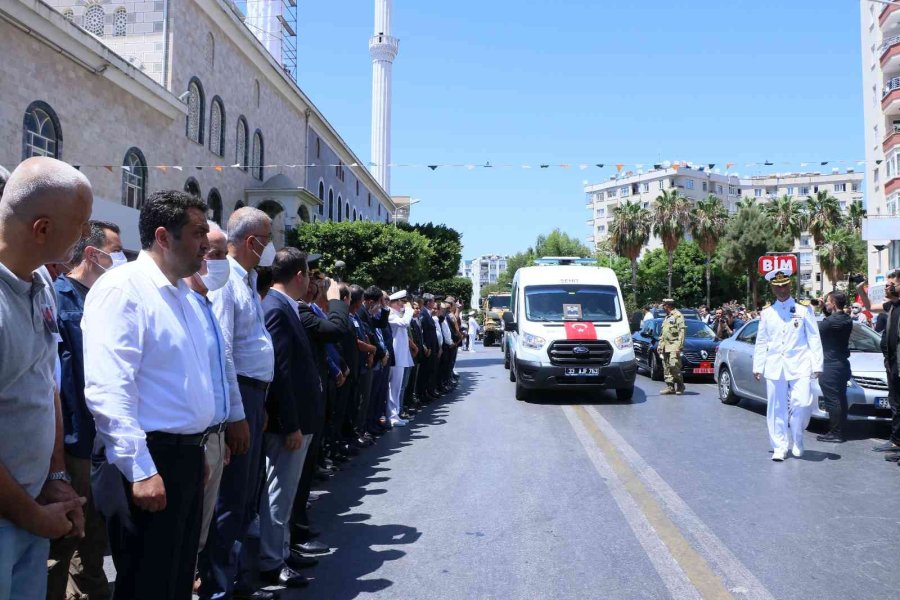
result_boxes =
[47,471,72,484]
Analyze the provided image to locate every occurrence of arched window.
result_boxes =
[336,195,343,222]
[207,189,223,225]
[298,205,310,224]
[367,193,372,207]
[114,8,127,36]
[328,189,334,221]
[84,4,104,36]
[235,116,248,171]
[251,129,263,180]
[316,137,321,158]
[63,8,74,22]
[356,180,360,196]
[345,201,350,221]
[254,80,261,108]
[186,77,204,144]
[184,177,201,198]
[22,101,62,159]
[352,208,357,221]
[209,96,225,156]
[378,204,382,216]
[122,147,147,209]
[206,32,215,69]
[317,181,325,216]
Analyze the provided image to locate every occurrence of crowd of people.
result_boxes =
[0,157,469,600]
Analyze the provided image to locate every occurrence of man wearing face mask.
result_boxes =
[181,222,239,575]
[816,291,853,444]
[877,269,900,459]
[199,207,276,600]
[47,220,123,600]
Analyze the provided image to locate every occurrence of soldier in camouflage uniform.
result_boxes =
[659,298,686,395]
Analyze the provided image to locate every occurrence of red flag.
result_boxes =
[564,322,597,340]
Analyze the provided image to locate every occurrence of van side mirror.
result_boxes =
[502,311,517,332]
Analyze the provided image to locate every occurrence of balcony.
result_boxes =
[883,36,900,73]
[885,175,900,196]
[884,129,900,153]
[883,77,900,114]
[881,3,900,29]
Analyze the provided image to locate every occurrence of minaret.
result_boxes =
[369,0,399,193]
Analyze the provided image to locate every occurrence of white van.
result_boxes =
[503,261,636,401]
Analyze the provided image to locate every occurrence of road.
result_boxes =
[293,345,900,600]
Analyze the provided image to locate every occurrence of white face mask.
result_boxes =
[253,240,276,268]
[200,258,230,291]
[95,249,128,272]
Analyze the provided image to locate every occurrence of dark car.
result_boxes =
[650,307,699,320]
[632,318,718,380]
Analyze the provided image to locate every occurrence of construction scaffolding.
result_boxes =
[235,0,298,82]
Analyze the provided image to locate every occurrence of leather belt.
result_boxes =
[238,375,270,392]
[205,421,228,435]
[145,431,208,446]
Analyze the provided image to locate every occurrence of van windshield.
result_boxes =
[487,296,510,310]
[524,285,622,322]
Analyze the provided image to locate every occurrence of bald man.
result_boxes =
[0,157,93,600]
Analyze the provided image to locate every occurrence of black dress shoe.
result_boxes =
[873,441,900,452]
[886,452,900,462]
[287,552,319,569]
[292,539,330,555]
[233,590,278,600]
[816,433,845,443]
[260,565,309,588]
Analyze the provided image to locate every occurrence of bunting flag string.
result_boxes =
[19,159,876,176]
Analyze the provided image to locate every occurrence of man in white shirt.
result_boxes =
[199,207,276,600]
[753,267,823,461]
[388,290,414,427]
[83,190,216,599]
[468,313,480,352]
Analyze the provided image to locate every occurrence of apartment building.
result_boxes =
[585,167,864,295]
[459,255,508,308]
[860,0,900,281]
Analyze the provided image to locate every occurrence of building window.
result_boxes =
[184,177,201,198]
[122,147,147,209]
[206,32,215,69]
[851,182,861,192]
[255,80,260,108]
[316,137,321,159]
[786,186,794,196]
[607,189,617,198]
[800,186,810,195]
[318,181,325,216]
[729,184,737,196]
[235,116,248,170]
[328,189,334,221]
[186,78,205,144]
[352,208,357,221]
[114,8,126,37]
[336,196,343,222]
[754,188,762,197]
[22,101,62,159]
[84,4,104,37]
[251,130,263,181]
[834,183,846,193]
[686,179,694,190]
[378,204,382,216]
[716,184,723,194]
[367,193,372,207]
[641,182,649,193]
[620,186,629,197]
[356,180,360,196]
[345,202,350,221]
[209,97,225,156]
[658,180,665,190]
[701,181,707,192]
[207,189,223,225]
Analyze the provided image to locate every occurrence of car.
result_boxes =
[714,320,892,421]
[649,307,699,320]
[632,318,719,381]
[504,259,637,402]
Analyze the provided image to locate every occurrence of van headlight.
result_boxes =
[522,332,547,349]
[614,333,633,350]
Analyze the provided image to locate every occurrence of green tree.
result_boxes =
[397,222,463,281]
[765,194,806,243]
[690,195,729,308]
[805,190,842,246]
[720,204,792,308]
[652,189,691,297]
[534,228,592,257]
[816,226,865,291]
[479,282,505,298]
[609,200,652,305]
[736,195,756,210]
[636,242,708,308]
[847,199,865,234]
[288,221,433,290]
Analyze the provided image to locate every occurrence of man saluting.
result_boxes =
[753,266,823,461]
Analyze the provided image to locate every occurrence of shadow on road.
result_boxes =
[293,371,480,599]
[524,386,648,406]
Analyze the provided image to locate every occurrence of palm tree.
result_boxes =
[816,227,857,291]
[652,189,691,297]
[805,190,842,246]
[736,195,756,210]
[847,199,865,234]
[609,200,652,305]
[690,195,729,307]
[765,194,806,244]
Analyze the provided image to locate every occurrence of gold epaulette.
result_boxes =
[798,300,811,306]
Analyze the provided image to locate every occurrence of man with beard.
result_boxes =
[816,291,853,443]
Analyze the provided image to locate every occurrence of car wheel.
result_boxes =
[504,348,510,370]
[616,386,634,402]
[509,360,516,382]
[718,367,740,405]
[515,379,528,401]
[650,353,663,381]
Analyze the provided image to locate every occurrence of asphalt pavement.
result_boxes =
[104,343,900,599]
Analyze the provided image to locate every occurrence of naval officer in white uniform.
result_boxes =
[752,266,823,461]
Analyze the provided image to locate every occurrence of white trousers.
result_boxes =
[388,366,407,421]
[766,376,813,452]
[469,332,477,351]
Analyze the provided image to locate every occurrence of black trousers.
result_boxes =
[819,359,851,437]
[93,439,204,600]
[889,372,900,445]
[405,364,420,405]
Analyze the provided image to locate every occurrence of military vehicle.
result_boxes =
[482,292,511,347]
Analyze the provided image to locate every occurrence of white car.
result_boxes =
[714,320,892,421]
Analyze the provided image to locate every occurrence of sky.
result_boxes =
[292,0,865,260]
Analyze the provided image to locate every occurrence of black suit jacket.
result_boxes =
[881,300,900,376]
[299,300,351,387]
[357,306,390,363]
[409,319,424,365]
[262,290,322,435]
[420,307,439,353]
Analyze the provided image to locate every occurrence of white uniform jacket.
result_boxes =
[752,298,824,380]
[389,305,414,368]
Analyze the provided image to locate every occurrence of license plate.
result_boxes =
[876,397,891,409]
[693,368,715,374]
[565,367,600,376]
